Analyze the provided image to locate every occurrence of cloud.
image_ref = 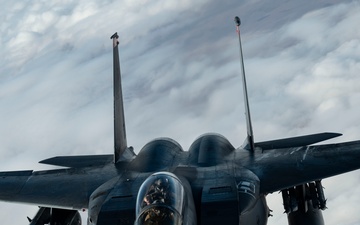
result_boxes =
[1,0,360,224]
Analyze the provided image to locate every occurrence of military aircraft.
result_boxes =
[1,17,360,225]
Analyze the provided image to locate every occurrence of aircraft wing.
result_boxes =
[246,140,360,194]
[0,165,118,209]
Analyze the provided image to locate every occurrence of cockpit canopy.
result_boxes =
[136,172,185,215]
[135,172,186,225]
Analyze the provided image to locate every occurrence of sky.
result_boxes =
[1,0,360,224]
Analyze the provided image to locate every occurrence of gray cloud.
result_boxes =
[1,0,360,224]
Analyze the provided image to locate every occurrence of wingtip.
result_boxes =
[325,132,342,137]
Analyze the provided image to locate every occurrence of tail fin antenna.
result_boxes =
[234,17,254,152]
[111,32,128,163]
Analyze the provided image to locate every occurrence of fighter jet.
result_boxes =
[1,17,359,225]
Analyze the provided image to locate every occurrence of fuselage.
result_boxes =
[86,133,269,225]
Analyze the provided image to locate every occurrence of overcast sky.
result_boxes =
[1,0,360,224]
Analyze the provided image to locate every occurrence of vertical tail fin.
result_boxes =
[234,17,254,152]
[111,33,128,163]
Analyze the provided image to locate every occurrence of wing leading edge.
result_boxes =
[39,147,136,168]
[255,132,342,150]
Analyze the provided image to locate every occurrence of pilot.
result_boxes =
[143,177,170,206]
